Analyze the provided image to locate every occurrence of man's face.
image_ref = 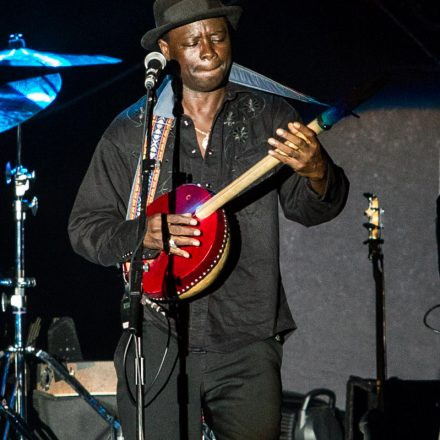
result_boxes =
[158,17,232,93]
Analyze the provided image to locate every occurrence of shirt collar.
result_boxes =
[153,75,251,118]
[153,75,175,119]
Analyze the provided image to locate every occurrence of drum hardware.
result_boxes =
[0,124,39,437]
[0,33,123,439]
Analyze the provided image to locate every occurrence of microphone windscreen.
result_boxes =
[144,51,167,70]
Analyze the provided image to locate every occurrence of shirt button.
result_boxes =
[183,120,190,127]
[207,149,213,156]
[205,183,211,189]
[191,149,197,155]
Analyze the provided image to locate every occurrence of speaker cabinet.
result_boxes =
[32,360,118,439]
[345,376,440,440]
[32,391,117,440]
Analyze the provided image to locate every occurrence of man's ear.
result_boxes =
[158,39,170,61]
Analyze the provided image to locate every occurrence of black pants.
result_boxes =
[114,321,283,440]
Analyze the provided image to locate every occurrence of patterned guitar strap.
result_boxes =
[122,114,174,283]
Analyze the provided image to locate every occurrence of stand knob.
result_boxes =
[1,292,10,312]
[25,197,38,216]
[5,162,12,184]
[5,163,36,186]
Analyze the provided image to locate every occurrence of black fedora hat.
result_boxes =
[141,0,243,50]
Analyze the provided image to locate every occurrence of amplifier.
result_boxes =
[32,391,117,440]
[345,376,440,440]
[36,360,117,396]
[33,361,118,440]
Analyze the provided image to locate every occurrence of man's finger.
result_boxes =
[268,148,301,166]
[169,224,201,236]
[288,121,317,141]
[167,213,198,226]
[268,137,301,158]
[172,236,201,247]
[170,246,191,258]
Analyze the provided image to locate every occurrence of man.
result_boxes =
[68,1,349,439]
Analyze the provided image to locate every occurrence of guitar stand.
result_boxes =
[358,193,386,439]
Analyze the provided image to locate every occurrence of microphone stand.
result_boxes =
[126,75,157,440]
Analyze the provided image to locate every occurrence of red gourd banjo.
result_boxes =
[140,81,380,301]
[142,113,332,301]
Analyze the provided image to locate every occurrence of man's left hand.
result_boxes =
[268,121,328,195]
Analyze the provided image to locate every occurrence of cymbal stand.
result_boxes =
[1,128,123,439]
[0,124,37,438]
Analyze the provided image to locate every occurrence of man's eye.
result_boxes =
[184,41,198,47]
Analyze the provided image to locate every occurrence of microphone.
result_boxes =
[144,52,167,90]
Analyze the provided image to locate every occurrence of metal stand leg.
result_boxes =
[0,399,37,440]
[0,347,123,439]
[33,349,122,436]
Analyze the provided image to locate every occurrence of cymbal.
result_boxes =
[0,33,122,67]
[0,73,62,134]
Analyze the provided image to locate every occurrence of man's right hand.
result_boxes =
[143,213,201,258]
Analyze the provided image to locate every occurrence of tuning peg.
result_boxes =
[363,222,378,230]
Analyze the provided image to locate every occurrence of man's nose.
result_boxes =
[200,39,216,60]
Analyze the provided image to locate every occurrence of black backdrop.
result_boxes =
[0,0,439,405]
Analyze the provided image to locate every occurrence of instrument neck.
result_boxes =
[195,118,323,219]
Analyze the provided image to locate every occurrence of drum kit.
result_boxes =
[0,33,123,439]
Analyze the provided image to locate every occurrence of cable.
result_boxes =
[122,311,174,407]
[423,304,440,334]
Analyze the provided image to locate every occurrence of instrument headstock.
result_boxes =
[364,193,383,256]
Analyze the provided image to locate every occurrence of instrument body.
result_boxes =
[142,184,229,300]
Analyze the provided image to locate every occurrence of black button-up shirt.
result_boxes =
[68,83,349,352]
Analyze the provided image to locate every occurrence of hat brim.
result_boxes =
[141,6,242,50]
